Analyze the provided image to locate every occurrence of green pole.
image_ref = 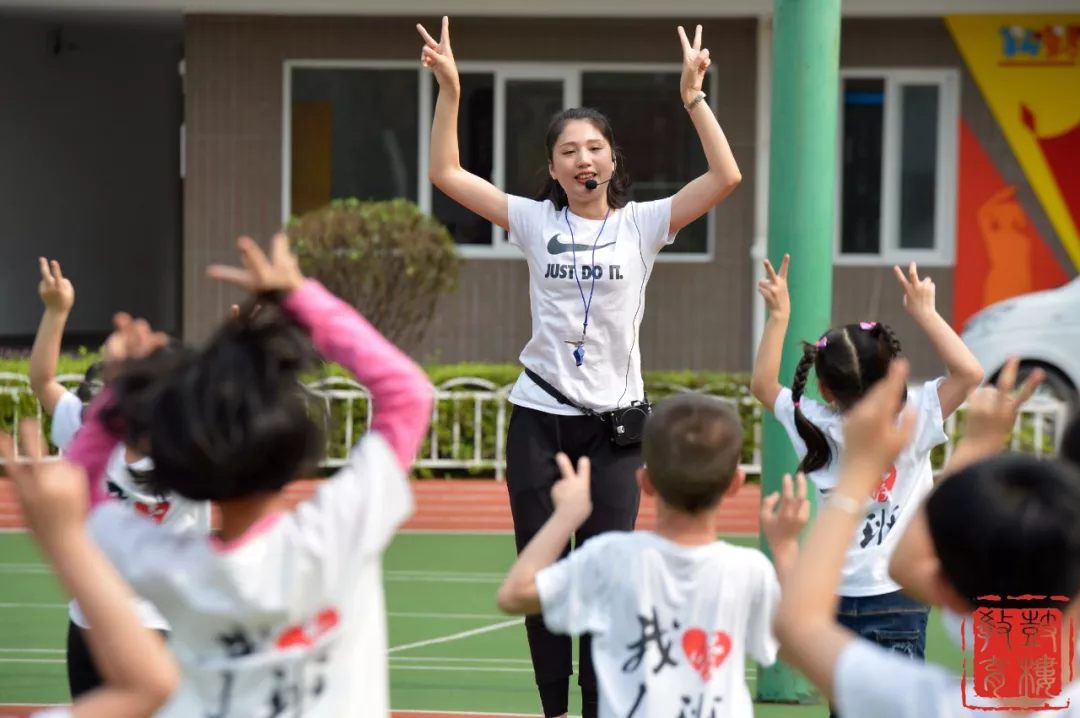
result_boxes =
[756,0,841,705]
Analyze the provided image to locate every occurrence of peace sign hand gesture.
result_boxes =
[758,254,790,320]
[207,234,306,297]
[551,452,593,526]
[893,262,937,323]
[417,16,460,91]
[761,473,811,551]
[38,257,74,314]
[963,357,1044,451]
[677,24,711,105]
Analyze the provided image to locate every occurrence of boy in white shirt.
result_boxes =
[495,393,808,717]
[774,357,1080,718]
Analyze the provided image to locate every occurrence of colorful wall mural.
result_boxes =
[946,14,1079,327]
[953,121,1069,330]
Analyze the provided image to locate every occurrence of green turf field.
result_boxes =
[0,531,967,716]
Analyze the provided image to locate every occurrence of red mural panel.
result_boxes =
[954,119,1069,332]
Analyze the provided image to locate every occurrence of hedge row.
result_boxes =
[0,355,1059,479]
[0,355,760,479]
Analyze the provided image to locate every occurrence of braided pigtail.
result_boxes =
[873,322,903,359]
[869,322,908,408]
[792,343,833,474]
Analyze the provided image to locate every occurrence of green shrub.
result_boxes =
[288,198,463,354]
[0,355,757,477]
[0,354,1062,481]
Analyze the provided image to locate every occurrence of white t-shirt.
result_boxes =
[835,638,1080,716]
[506,196,676,415]
[535,531,780,718]
[51,391,212,630]
[88,432,412,718]
[773,378,948,597]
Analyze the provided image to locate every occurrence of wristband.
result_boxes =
[684,91,706,112]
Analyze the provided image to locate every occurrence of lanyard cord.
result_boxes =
[565,206,611,347]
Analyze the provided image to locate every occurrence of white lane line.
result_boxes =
[387,619,520,654]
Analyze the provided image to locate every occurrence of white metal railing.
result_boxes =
[0,373,1070,481]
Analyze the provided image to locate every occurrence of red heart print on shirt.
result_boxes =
[275,608,341,651]
[869,465,897,503]
[681,628,732,682]
[134,501,171,524]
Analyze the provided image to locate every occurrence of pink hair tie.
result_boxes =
[793,401,801,407]
[859,321,877,330]
[815,337,827,348]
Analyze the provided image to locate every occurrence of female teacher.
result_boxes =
[418,17,742,718]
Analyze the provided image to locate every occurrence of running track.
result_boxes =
[0,478,762,718]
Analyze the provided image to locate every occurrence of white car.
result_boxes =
[961,277,1080,411]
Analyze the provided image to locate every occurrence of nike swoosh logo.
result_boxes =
[547,234,616,256]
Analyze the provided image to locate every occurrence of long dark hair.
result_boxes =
[792,321,905,474]
[535,107,631,211]
[99,296,325,503]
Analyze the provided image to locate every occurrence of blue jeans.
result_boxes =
[828,591,929,718]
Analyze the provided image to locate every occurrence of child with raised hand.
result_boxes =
[750,255,983,700]
[494,393,810,717]
[28,257,211,705]
[889,358,1046,649]
[1,421,178,718]
[774,358,1080,717]
[59,234,434,717]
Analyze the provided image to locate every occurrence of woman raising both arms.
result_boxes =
[418,17,741,718]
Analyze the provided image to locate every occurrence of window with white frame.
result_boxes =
[284,62,715,261]
[835,69,958,266]
[288,67,420,212]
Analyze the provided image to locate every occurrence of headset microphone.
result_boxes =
[584,176,611,191]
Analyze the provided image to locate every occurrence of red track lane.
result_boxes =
[0,479,762,534]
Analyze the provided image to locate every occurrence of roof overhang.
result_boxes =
[0,0,1077,17]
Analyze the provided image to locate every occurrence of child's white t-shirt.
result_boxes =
[535,531,780,718]
[87,431,411,718]
[505,196,676,415]
[50,391,212,630]
[835,637,1080,716]
[772,379,949,597]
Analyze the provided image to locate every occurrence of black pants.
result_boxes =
[67,619,170,699]
[506,404,643,718]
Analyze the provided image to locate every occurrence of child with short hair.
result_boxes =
[495,392,809,717]
[59,234,433,717]
[750,256,983,706]
[774,357,1080,717]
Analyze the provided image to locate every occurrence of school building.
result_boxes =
[0,0,1077,380]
